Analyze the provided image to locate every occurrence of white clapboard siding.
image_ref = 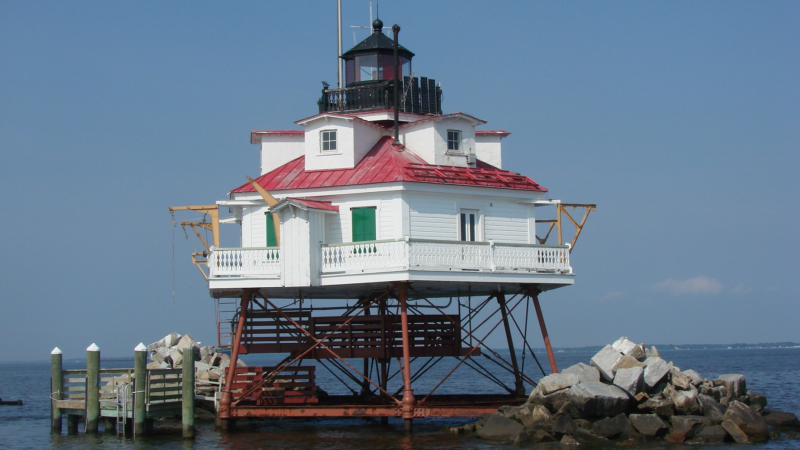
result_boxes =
[324,211,344,244]
[379,197,396,240]
[241,206,268,248]
[484,201,531,244]
[409,194,458,241]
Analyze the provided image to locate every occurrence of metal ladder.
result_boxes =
[114,383,130,436]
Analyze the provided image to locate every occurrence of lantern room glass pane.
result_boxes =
[355,55,379,81]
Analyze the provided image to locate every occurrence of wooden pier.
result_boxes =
[50,344,200,438]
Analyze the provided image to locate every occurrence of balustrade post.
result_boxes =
[404,236,410,269]
[489,240,496,271]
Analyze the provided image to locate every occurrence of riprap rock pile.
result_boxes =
[456,336,800,445]
[146,332,245,396]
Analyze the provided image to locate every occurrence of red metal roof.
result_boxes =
[251,130,304,135]
[476,130,511,137]
[282,198,339,212]
[231,136,546,194]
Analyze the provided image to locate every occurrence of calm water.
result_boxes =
[1,348,798,449]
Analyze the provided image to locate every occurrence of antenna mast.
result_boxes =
[337,0,343,89]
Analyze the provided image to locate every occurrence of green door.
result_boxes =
[351,207,376,242]
[265,212,277,247]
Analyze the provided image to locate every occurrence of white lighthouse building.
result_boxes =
[173,19,593,429]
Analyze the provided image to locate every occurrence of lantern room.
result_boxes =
[342,19,414,86]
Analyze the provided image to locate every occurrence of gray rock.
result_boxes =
[559,434,578,444]
[612,337,637,355]
[683,369,703,386]
[568,381,630,418]
[511,430,528,445]
[628,344,647,361]
[592,413,632,439]
[590,345,623,381]
[722,419,750,443]
[561,362,600,383]
[723,400,768,441]
[175,333,199,352]
[688,424,728,444]
[572,427,610,444]
[528,385,570,412]
[670,368,693,390]
[700,384,729,402]
[716,374,746,398]
[476,412,524,441]
[639,397,674,416]
[670,387,700,415]
[668,415,712,443]
[650,346,660,357]
[698,394,726,423]
[611,355,646,372]
[554,401,582,420]
[747,390,767,409]
[643,357,670,390]
[629,413,669,436]
[526,428,555,442]
[538,372,580,395]
[169,347,183,367]
[531,404,551,423]
[762,409,800,429]
[199,345,216,359]
[613,366,643,396]
[552,414,576,436]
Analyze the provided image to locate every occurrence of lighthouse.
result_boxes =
[172,19,593,431]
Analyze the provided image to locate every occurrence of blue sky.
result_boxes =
[1,1,798,361]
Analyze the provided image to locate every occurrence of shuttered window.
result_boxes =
[351,207,377,242]
[265,212,277,247]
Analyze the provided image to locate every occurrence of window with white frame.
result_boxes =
[321,129,337,152]
[447,130,461,153]
[459,209,479,242]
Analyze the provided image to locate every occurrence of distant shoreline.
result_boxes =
[2,343,797,364]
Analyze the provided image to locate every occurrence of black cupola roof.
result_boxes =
[341,19,415,59]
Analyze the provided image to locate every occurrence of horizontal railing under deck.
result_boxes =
[208,247,281,278]
[321,238,572,275]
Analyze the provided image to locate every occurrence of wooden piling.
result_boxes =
[182,346,195,438]
[85,343,100,433]
[67,414,80,434]
[50,347,63,433]
[103,417,116,434]
[133,343,147,436]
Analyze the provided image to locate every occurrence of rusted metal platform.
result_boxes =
[216,282,559,430]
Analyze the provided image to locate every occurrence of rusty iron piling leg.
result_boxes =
[531,291,558,373]
[219,288,252,431]
[51,347,63,433]
[397,282,415,432]
[497,293,524,395]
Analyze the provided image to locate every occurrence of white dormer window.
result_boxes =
[321,130,337,152]
[447,130,462,153]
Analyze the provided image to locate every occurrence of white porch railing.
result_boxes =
[320,239,571,274]
[321,240,408,273]
[208,247,281,278]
